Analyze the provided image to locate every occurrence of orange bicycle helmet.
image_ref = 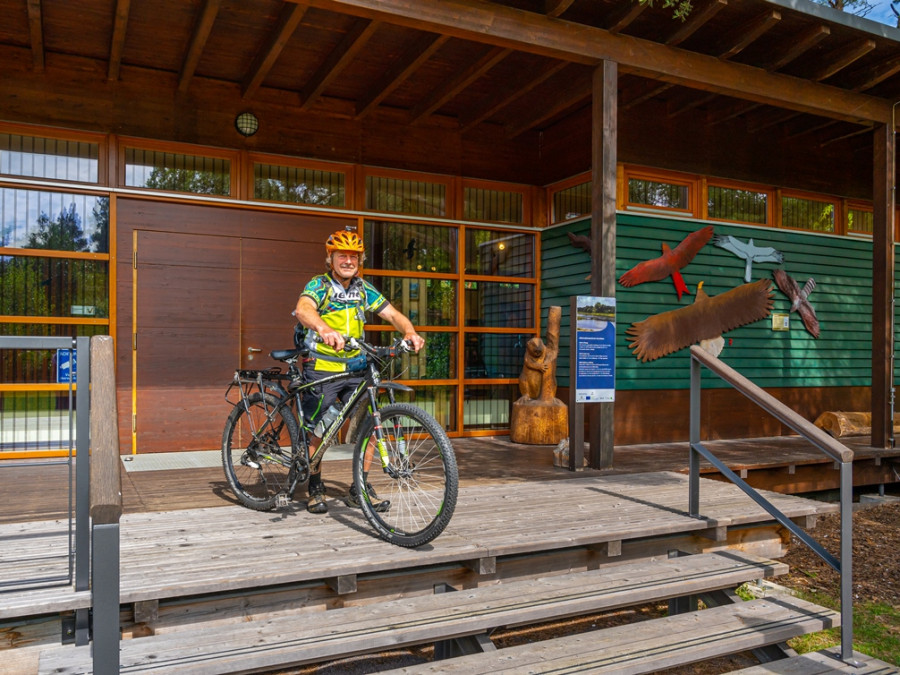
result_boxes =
[325,230,365,254]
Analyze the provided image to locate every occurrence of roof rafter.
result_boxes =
[606,1,647,35]
[665,0,727,47]
[715,9,780,60]
[242,3,307,99]
[295,0,891,125]
[108,0,131,81]
[545,0,575,19]
[178,0,221,93]
[762,23,830,72]
[504,68,591,138]
[851,53,900,92]
[807,38,876,82]
[300,18,380,110]
[26,0,43,71]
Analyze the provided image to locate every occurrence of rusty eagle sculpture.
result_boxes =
[626,279,774,362]
[618,225,714,300]
[773,269,820,338]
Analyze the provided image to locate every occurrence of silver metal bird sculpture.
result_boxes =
[773,269,820,338]
[712,234,784,283]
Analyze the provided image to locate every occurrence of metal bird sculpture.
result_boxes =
[712,234,784,283]
[773,269,820,338]
[618,225,714,300]
[567,231,591,253]
[626,279,774,362]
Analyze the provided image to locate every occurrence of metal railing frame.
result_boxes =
[689,346,857,664]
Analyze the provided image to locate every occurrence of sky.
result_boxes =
[865,1,898,27]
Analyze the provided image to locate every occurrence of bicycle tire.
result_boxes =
[222,391,299,511]
[352,403,458,547]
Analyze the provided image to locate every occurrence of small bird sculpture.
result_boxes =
[626,279,774,362]
[567,231,592,254]
[773,269,820,338]
[712,235,783,283]
[618,225,714,300]
[405,238,417,260]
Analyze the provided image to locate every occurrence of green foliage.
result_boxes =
[638,0,693,21]
[145,167,229,195]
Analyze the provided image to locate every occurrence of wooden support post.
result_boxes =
[872,122,895,449]
[326,574,357,595]
[589,59,617,469]
[463,556,496,575]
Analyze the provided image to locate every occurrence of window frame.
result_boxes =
[117,137,240,197]
[704,178,774,226]
[459,177,532,226]
[0,121,108,186]
[248,153,353,209]
[777,188,839,235]
[621,166,700,216]
[362,166,454,219]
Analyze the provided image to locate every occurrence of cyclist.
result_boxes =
[293,229,425,515]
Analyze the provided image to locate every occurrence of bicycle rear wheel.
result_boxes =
[222,392,299,511]
[353,403,458,547]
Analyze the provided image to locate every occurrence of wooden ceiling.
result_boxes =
[3,0,900,191]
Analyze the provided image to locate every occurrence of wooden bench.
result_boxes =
[732,647,899,674]
[38,549,788,674]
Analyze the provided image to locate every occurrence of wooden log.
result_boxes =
[510,397,568,445]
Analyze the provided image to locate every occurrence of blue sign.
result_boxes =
[56,349,77,385]
[574,296,615,403]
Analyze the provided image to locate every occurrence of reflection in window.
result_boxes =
[0,189,109,253]
[0,257,109,318]
[0,133,99,183]
[375,277,456,326]
[463,187,523,223]
[465,282,533,328]
[552,181,591,223]
[254,163,345,206]
[368,331,457,380]
[376,384,456,431]
[848,208,873,234]
[463,383,517,431]
[781,196,835,233]
[628,178,689,210]
[125,148,230,195]
[708,186,768,224]
[465,229,534,277]
[364,220,457,273]
[366,175,446,216]
[464,332,531,379]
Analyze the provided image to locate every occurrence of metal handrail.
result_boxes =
[689,345,857,665]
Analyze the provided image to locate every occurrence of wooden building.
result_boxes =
[0,0,898,457]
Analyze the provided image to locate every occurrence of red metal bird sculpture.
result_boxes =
[618,225,714,299]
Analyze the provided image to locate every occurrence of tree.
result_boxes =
[638,0,692,21]
[27,203,88,253]
[813,0,875,17]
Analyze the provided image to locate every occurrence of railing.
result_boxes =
[689,346,857,665]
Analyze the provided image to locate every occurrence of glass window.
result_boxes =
[124,147,231,195]
[462,383,517,431]
[708,185,768,224]
[370,331,457,381]
[385,385,456,431]
[0,256,109,319]
[465,282,534,328]
[465,229,534,277]
[0,188,109,253]
[464,333,531,379]
[0,389,77,453]
[463,187,523,224]
[373,277,456,326]
[628,177,689,210]
[848,207,873,234]
[254,163,345,206]
[363,220,457,273]
[552,180,591,223]
[0,132,99,183]
[781,195,835,233]
[365,175,446,216]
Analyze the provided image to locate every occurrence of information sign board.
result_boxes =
[574,296,615,403]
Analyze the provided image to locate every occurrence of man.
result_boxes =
[293,228,425,514]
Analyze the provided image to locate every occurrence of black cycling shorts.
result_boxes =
[300,365,363,428]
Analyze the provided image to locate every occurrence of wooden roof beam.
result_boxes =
[505,69,591,138]
[715,10,780,60]
[707,99,762,125]
[807,38,876,82]
[667,90,717,117]
[297,0,891,125]
[242,3,307,99]
[410,45,511,123]
[621,80,673,111]
[460,60,568,132]
[763,23,830,72]
[745,107,800,133]
[665,0,727,47]
[108,0,131,82]
[545,0,575,19]
[606,1,647,35]
[820,124,872,148]
[355,33,448,119]
[300,18,380,110]
[26,0,43,72]
[178,0,221,93]
[852,54,900,92]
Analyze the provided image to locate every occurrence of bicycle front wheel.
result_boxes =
[222,392,299,511]
[353,403,458,547]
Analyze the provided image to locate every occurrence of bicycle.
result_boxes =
[222,333,459,548]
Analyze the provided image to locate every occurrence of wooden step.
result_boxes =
[731,647,900,674]
[37,550,786,674]
[380,596,841,674]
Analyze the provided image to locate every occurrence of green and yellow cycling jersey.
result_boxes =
[300,273,388,372]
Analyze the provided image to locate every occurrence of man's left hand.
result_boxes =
[404,332,425,352]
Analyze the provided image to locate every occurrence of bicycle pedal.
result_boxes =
[275,492,290,508]
[242,457,260,469]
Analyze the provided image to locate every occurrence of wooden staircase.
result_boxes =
[36,549,852,674]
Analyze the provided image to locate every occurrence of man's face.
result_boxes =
[330,251,360,282]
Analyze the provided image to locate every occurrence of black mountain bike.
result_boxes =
[222,335,458,548]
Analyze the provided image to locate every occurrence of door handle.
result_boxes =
[247,347,262,353]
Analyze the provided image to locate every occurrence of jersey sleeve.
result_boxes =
[300,275,328,309]
[362,279,389,314]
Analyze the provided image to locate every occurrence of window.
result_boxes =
[363,220,457,274]
[0,131,100,183]
[0,188,109,254]
[365,173,447,217]
[707,184,769,225]
[847,204,873,235]
[781,193,835,233]
[253,161,345,206]
[623,168,696,214]
[463,184,525,224]
[124,147,231,196]
[551,179,591,223]
[465,229,534,277]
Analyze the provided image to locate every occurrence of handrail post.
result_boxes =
[74,335,91,646]
[839,460,855,662]
[689,354,701,517]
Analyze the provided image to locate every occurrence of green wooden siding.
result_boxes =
[542,213,879,391]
